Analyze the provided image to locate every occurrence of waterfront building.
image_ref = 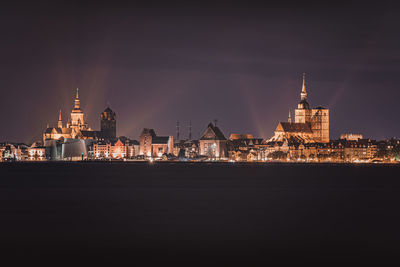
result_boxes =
[139,128,174,158]
[27,142,46,161]
[199,123,227,159]
[92,138,138,159]
[262,138,379,162]
[343,139,377,161]
[0,143,28,161]
[173,139,199,158]
[269,74,329,143]
[227,134,264,161]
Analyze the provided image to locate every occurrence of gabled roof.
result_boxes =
[276,122,312,133]
[200,123,227,141]
[44,127,73,134]
[44,127,54,134]
[113,139,124,146]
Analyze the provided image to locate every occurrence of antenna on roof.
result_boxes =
[106,101,110,108]
[176,121,180,141]
[214,119,218,127]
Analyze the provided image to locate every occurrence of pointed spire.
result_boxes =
[301,73,307,100]
[288,109,292,123]
[74,88,81,109]
[58,110,63,128]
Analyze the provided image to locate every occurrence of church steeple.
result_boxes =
[58,110,63,128]
[297,73,310,110]
[301,73,307,101]
[70,87,87,130]
[288,109,292,123]
[74,88,80,110]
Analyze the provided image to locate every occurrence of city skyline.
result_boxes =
[40,73,331,143]
[1,2,400,142]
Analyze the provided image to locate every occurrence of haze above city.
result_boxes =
[1,1,400,143]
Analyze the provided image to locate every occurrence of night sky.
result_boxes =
[1,1,400,143]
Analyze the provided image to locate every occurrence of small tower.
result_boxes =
[58,110,63,128]
[288,110,292,123]
[301,73,307,101]
[100,106,117,139]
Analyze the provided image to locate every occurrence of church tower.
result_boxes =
[295,73,312,123]
[70,88,87,131]
[100,106,116,139]
[268,73,330,144]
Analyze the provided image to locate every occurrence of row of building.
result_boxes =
[1,130,398,163]
[1,75,399,162]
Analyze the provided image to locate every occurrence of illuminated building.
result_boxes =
[27,142,46,161]
[139,128,174,158]
[68,88,89,132]
[173,140,199,158]
[269,74,330,143]
[92,138,138,159]
[340,134,363,141]
[199,123,227,159]
[227,134,264,161]
[0,143,28,161]
[43,88,91,142]
[43,89,120,144]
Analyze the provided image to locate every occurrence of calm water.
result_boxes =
[1,162,400,264]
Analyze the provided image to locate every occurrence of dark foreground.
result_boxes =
[1,162,400,264]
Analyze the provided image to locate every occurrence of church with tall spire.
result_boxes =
[43,88,92,142]
[268,74,329,143]
[69,88,88,131]
[43,88,118,142]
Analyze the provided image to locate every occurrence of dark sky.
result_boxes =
[1,1,400,143]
